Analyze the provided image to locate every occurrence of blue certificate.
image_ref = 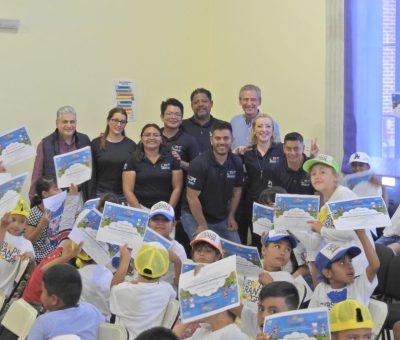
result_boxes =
[96,202,148,255]
[143,227,172,249]
[0,172,27,218]
[0,127,35,166]
[54,146,92,188]
[179,255,240,323]
[274,194,320,231]
[263,307,330,340]
[327,196,390,230]
[253,202,274,236]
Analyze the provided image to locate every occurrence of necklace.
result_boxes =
[255,147,268,179]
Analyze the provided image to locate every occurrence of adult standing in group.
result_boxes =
[29,106,91,201]
[230,84,280,150]
[270,132,317,195]
[160,98,199,171]
[181,88,227,153]
[181,121,243,243]
[90,107,136,201]
[122,123,183,210]
[240,113,285,247]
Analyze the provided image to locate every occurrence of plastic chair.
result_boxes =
[368,299,388,338]
[374,244,394,298]
[161,299,180,329]
[1,298,38,340]
[5,258,32,304]
[293,282,306,308]
[98,323,128,340]
[50,335,81,340]
[0,290,5,310]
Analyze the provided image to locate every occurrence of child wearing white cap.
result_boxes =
[309,229,379,310]
[147,201,187,287]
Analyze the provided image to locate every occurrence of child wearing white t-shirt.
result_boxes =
[146,201,187,287]
[0,199,34,298]
[110,242,176,340]
[309,229,379,310]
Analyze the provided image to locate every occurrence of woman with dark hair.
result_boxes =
[90,108,136,200]
[122,123,183,209]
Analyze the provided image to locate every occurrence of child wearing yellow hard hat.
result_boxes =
[0,198,35,298]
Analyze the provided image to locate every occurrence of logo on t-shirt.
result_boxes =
[171,145,182,154]
[187,175,197,186]
[161,162,171,170]
[269,156,281,164]
[226,170,236,179]
[0,242,21,264]
[301,179,311,187]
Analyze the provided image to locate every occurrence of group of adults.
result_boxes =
[29,84,317,248]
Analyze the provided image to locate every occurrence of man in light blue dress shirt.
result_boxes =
[230,84,280,150]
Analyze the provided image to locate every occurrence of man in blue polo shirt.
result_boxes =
[181,121,243,243]
[181,88,227,153]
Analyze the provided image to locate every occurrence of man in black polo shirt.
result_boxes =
[160,98,199,171]
[181,88,227,153]
[181,121,243,243]
[270,132,316,195]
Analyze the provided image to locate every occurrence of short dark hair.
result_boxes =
[160,98,184,117]
[191,242,221,260]
[211,121,232,134]
[284,132,304,144]
[135,327,179,340]
[259,281,299,310]
[96,192,120,211]
[190,88,212,102]
[258,186,287,205]
[43,264,82,307]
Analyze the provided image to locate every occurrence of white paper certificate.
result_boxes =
[0,127,35,166]
[252,202,274,236]
[53,146,92,188]
[0,173,27,218]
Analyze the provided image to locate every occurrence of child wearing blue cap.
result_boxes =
[259,229,297,285]
[308,229,379,310]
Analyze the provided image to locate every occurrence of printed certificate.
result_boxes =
[96,202,148,254]
[0,127,35,166]
[274,194,320,231]
[0,173,27,219]
[54,146,92,188]
[179,255,240,323]
[327,196,390,230]
[143,227,172,249]
[252,202,274,236]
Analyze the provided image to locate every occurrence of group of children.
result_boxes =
[0,150,394,340]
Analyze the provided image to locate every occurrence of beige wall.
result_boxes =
[0,0,326,195]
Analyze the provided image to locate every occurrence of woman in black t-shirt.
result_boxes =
[122,123,183,209]
[91,107,136,200]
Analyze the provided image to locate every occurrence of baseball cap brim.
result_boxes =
[316,246,361,273]
[303,158,340,173]
[149,211,174,221]
[190,238,223,255]
[263,234,297,249]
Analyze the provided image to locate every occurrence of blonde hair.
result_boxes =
[249,113,277,145]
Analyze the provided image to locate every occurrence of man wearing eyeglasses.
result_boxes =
[29,106,90,200]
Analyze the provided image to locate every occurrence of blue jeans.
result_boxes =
[375,235,400,245]
[181,209,242,243]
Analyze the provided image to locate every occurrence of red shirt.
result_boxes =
[23,247,63,303]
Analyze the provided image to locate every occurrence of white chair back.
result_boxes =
[98,323,127,340]
[368,298,388,337]
[1,298,38,340]
[161,299,180,329]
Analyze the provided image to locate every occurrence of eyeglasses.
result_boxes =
[164,112,183,118]
[142,133,161,138]
[110,118,127,126]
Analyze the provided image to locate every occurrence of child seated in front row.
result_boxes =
[147,201,187,287]
[259,229,297,285]
[329,299,373,340]
[110,242,176,340]
[309,228,379,309]
[0,199,35,298]
[233,281,299,340]
[27,263,104,340]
